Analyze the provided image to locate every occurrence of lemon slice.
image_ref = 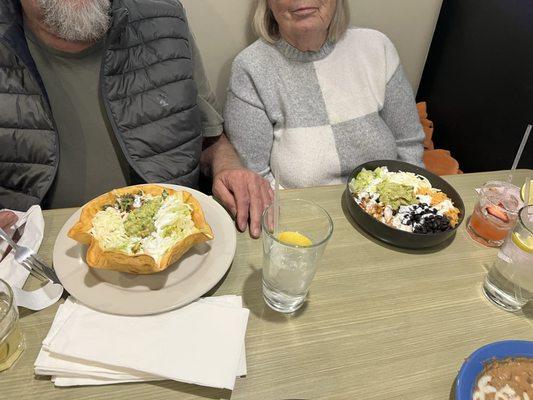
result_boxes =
[521,180,533,205]
[512,232,533,253]
[277,231,313,247]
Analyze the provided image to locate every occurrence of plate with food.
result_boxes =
[53,184,236,315]
[455,340,533,400]
[345,160,465,248]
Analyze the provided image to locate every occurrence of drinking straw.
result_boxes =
[508,124,532,183]
[273,165,280,236]
[525,176,532,217]
[526,176,531,205]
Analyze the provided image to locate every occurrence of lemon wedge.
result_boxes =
[277,231,313,247]
[521,180,533,205]
[512,232,533,253]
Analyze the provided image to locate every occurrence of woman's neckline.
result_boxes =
[274,38,335,62]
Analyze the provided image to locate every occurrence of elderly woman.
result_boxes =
[224,0,425,188]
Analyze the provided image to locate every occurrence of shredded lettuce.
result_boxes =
[155,194,197,240]
[386,170,431,191]
[91,208,134,252]
[141,194,198,260]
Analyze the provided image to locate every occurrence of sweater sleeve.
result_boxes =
[379,37,425,168]
[223,61,274,180]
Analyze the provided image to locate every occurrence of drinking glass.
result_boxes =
[0,279,24,371]
[483,206,533,311]
[467,181,522,247]
[261,199,333,313]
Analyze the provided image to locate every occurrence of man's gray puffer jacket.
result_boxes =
[0,0,202,211]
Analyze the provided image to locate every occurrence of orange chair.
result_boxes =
[417,102,462,175]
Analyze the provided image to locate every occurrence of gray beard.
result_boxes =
[37,0,111,42]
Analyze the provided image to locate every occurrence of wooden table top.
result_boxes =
[2,169,532,400]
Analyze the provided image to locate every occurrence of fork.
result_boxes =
[0,227,60,284]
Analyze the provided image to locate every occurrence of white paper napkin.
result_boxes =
[52,375,161,387]
[35,295,249,389]
[0,206,63,310]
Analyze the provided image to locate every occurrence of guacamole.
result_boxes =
[124,198,162,238]
[350,167,388,194]
[351,169,374,193]
[376,181,416,210]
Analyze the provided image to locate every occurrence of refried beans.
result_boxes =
[473,358,533,400]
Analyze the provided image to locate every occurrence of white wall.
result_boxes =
[182,0,443,107]
[349,0,443,92]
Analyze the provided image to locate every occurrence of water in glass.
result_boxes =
[262,237,322,313]
[483,206,533,311]
[261,199,333,313]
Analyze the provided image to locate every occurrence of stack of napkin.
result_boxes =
[35,295,249,389]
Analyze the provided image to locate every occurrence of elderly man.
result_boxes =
[0,0,271,238]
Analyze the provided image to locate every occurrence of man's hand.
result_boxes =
[213,169,273,238]
[0,211,17,231]
[201,133,273,238]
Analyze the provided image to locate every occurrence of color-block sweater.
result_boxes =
[224,28,425,188]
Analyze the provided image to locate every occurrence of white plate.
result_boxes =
[52,185,236,315]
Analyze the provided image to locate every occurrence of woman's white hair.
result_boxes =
[253,0,350,44]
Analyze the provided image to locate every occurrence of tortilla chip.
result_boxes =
[68,184,213,274]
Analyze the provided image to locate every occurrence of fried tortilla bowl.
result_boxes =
[67,184,214,274]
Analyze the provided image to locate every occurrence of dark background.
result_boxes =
[417,0,533,172]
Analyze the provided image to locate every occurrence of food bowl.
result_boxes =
[455,340,533,400]
[344,160,465,249]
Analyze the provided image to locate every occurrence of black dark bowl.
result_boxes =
[344,160,465,249]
